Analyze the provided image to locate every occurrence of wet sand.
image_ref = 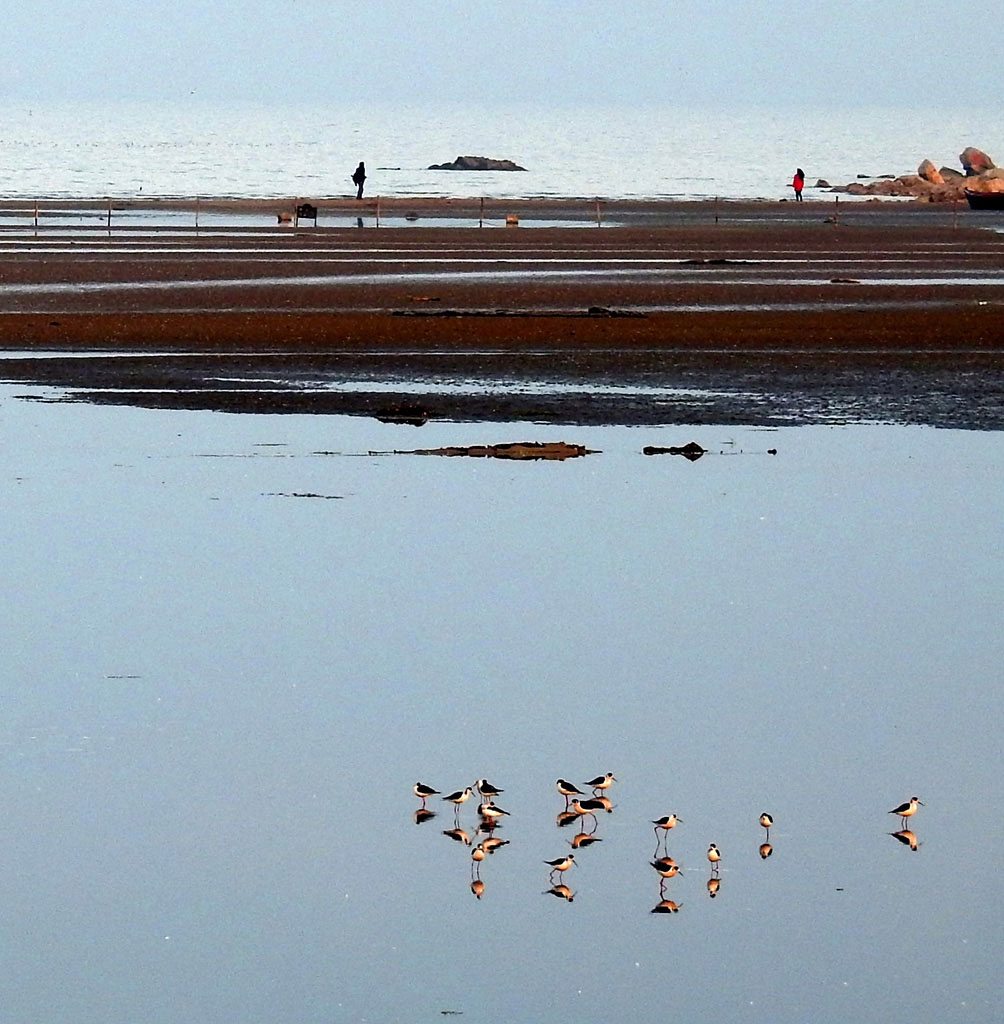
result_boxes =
[1,197,1003,351]
[2,198,1003,426]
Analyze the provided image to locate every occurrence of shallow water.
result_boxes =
[1,376,1002,1024]
[2,99,1001,201]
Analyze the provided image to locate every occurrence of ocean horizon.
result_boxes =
[1,99,1000,203]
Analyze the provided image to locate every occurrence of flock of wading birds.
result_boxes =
[413,777,926,908]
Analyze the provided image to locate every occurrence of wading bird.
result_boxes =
[889,797,923,826]
[414,782,439,805]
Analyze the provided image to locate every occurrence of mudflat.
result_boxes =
[1,197,1002,353]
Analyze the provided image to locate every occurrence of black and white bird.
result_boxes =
[889,797,923,825]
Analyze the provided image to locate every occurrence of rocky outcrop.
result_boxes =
[960,147,995,175]
[830,146,998,202]
[428,155,527,171]
[918,159,944,184]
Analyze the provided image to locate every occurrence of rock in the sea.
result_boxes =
[918,159,944,184]
[428,155,527,171]
[939,166,965,180]
[960,147,995,175]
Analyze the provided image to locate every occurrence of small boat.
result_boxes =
[964,189,1004,210]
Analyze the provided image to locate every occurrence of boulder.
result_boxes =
[960,147,995,175]
[918,159,944,184]
[939,166,965,180]
[428,155,527,171]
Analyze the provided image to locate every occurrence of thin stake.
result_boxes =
[715,196,719,224]
[596,198,602,227]
[376,197,380,228]
[106,197,112,232]
[480,196,484,228]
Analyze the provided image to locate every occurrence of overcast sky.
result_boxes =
[3,1,1001,108]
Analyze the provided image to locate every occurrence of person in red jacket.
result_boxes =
[791,167,805,202]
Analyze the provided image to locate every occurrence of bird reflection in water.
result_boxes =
[442,828,472,846]
[889,829,920,851]
[544,884,575,902]
[651,899,682,914]
[557,809,582,829]
[570,832,602,850]
[707,875,722,898]
[471,878,485,900]
[481,836,510,855]
[414,807,437,825]
[759,843,773,859]
[651,857,681,879]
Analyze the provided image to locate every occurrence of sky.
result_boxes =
[3,0,1002,108]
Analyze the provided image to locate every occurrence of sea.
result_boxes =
[1,99,1000,201]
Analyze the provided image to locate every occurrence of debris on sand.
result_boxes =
[378,442,596,461]
[642,441,707,460]
[375,403,430,426]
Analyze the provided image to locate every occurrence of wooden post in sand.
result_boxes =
[34,199,39,233]
[715,196,719,224]
[480,197,484,228]
[376,197,381,228]
[106,197,112,232]
[596,199,602,227]
[195,197,200,231]
[834,196,839,227]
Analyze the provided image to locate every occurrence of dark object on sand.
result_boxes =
[428,155,527,171]
[296,203,317,223]
[389,442,594,461]
[964,189,1004,210]
[642,442,706,461]
[375,403,430,426]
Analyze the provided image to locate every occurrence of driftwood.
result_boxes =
[379,441,596,461]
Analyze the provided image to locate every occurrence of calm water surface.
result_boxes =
[1,381,1002,1023]
[2,100,1001,201]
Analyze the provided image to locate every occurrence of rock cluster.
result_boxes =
[428,155,527,171]
[832,146,1001,202]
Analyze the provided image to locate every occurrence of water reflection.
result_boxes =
[442,828,472,846]
[544,884,575,903]
[759,842,774,859]
[651,899,683,914]
[889,829,921,851]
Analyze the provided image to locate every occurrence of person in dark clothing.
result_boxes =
[352,162,366,200]
[791,167,805,202]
